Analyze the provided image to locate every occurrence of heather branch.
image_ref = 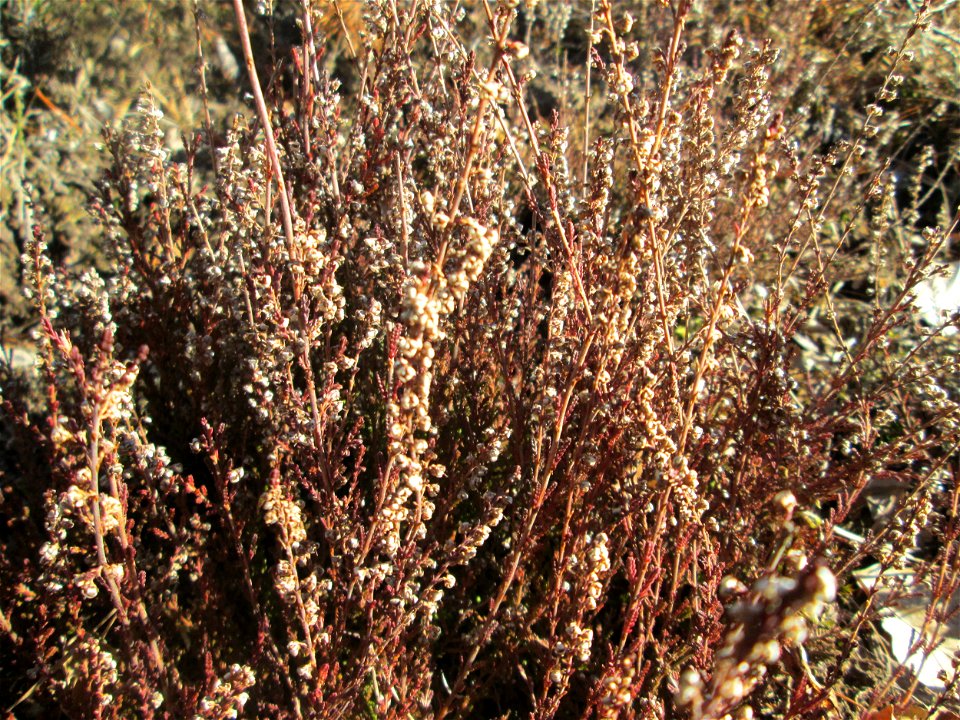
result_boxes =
[436,330,598,720]
[42,319,172,694]
[595,0,687,355]
[231,0,326,462]
[489,1,594,326]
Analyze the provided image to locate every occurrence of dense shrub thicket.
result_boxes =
[1,1,958,718]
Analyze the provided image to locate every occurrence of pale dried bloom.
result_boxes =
[679,563,837,717]
[260,484,307,549]
[60,484,90,511]
[566,622,594,663]
[194,663,256,720]
[273,560,299,602]
[78,576,99,599]
[103,563,124,584]
[99,494,123,533]
[583,532,611,611]
[774,490,796,515]
[598,655,637,718]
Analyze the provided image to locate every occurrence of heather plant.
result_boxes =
[1,1,959,718]
[0,0,242,329]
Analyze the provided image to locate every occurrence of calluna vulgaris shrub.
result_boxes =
[1,1,959,718]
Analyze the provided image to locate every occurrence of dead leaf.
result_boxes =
[854,563,960,691]
[913,262,960,335]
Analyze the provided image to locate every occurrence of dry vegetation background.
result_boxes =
[1,0,959,718]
